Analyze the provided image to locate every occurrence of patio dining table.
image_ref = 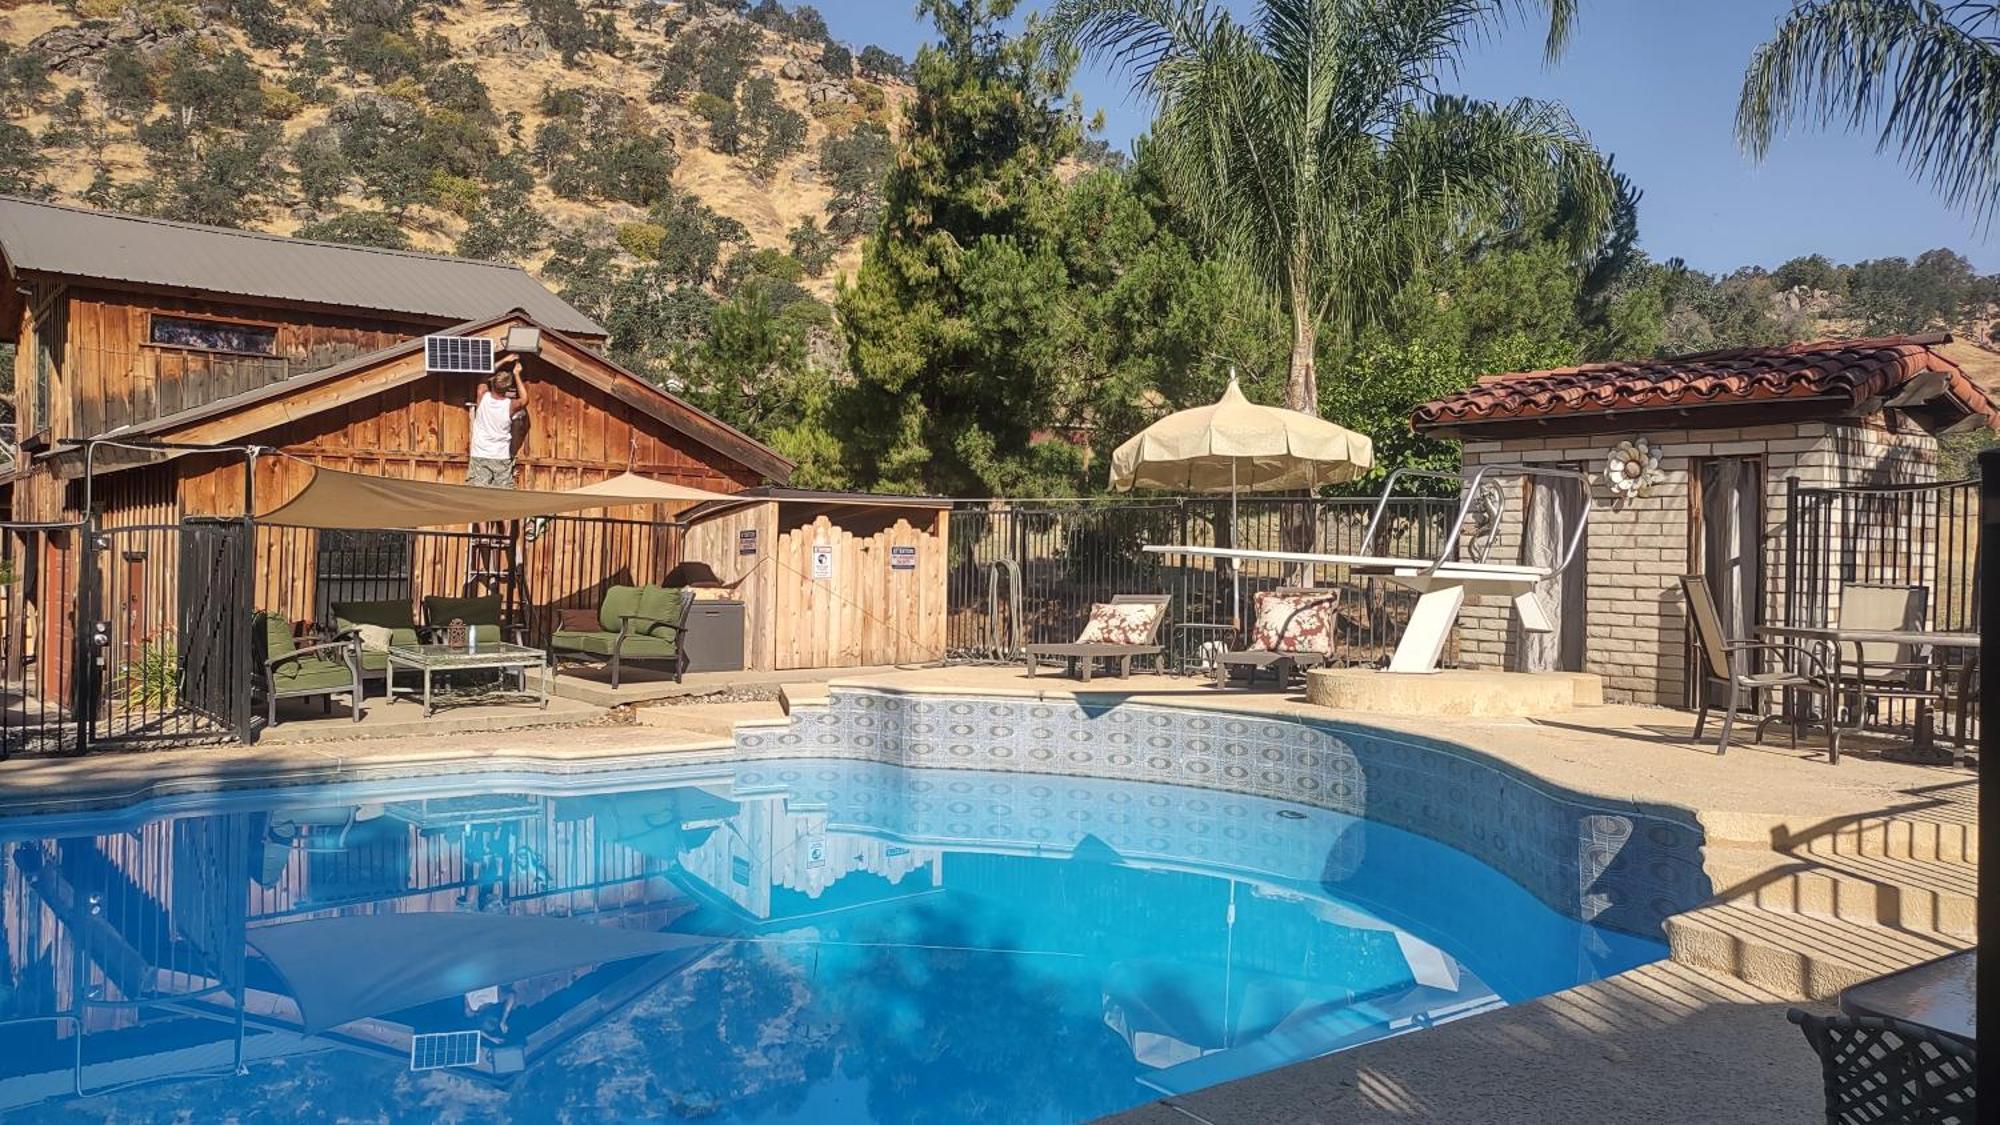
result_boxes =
[1754,624,1979,757]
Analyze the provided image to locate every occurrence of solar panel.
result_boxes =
[425,335,496,374]
[410,1030,483,1071]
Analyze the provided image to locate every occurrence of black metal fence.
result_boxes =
[1776,476,1981,747]
[945,495,1457,667]
[2,517,254,757]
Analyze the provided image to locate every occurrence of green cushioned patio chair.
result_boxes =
[421,594,524,646]
[255,612,363,726]
[330,599,424,684]
[550,584,694,687]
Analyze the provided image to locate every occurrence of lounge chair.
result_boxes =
[1025,594,1170,682]
[255,612,363,726]
[1211,588,1340,689]
[550,584,693,687]
[1681,575,1832,755]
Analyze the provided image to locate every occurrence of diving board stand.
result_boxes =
[1144,467,1592,674]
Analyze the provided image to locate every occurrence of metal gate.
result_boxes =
[84,518,253,749]
[1,517,252,757]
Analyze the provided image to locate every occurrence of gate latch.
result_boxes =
[90,621,111,650]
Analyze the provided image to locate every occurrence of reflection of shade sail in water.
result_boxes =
[247,913,714,1033]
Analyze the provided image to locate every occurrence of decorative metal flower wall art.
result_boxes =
[1604,438,1665,503]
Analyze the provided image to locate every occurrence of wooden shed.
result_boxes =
[680,489,951,671]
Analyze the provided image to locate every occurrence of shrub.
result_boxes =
[122,633,180,709]
[616,221,667,259]
[427,170,481,216]
[296,210,412,249]
[260,82,304,119]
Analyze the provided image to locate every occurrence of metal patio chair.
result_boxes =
[1788,1008,1975,1124]
[1681,575,1834,755]
[1829,584,1946,759]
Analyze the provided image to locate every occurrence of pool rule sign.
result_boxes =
[890,545,917,572]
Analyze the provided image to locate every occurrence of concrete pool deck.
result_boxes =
[0,663,1974,1124]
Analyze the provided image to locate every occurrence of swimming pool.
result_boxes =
[0,746,1668,1123]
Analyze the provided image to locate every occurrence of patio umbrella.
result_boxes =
[1109,374,1373,627]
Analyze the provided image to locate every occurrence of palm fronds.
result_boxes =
[1739,0,2000,221]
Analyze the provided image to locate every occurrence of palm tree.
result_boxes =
[1048,0,1616,414]
[1739,1,2000,223]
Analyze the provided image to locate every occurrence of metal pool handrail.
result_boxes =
[1359,464,1595,578]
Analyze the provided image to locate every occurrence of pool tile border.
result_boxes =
[732,687,1711,937]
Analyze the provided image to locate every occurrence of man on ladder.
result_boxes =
[465,354,528,604]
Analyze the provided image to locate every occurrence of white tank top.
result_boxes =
[470,391,514,460]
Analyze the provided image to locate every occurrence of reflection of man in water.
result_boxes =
[464,982,517,1044]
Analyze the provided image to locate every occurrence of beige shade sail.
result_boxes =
[257,464,736,529]
[1109,376,1373,493]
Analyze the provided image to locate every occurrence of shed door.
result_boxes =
[1514,469,1587,673]
[1693,457,1764,705]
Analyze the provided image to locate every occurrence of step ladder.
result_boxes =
[464,521,528,634]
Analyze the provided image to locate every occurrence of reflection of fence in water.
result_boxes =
[946,497,1456,665]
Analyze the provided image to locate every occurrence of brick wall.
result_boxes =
[1453,418,1938,705]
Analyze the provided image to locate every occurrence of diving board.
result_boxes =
[1145,466,1592,674]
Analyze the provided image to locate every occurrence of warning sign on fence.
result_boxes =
[811,543,834,580]
[890,545,917,571]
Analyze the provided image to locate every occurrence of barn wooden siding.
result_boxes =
[65,287,428,435]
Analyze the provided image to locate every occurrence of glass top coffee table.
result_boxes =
[385,643,550,717]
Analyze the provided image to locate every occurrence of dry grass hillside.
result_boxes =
[2,0,910,299]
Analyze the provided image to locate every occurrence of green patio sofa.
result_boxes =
[255,612,363,726]
[330,599,424,689]
[551,585,694,687]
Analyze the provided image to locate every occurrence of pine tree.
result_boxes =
[832,0,1084,495]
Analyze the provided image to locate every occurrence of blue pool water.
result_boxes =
[0,758,1663,1122]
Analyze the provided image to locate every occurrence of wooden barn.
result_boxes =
[0,197,800,747]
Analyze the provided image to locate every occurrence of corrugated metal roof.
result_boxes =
[0,196,605,336]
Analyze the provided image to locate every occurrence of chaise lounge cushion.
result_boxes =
[422,594,507,645]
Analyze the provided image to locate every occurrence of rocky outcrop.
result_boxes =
[30,13,224,76]
[471,21,551,59]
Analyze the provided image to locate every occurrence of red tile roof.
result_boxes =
[1412,333,1999,437]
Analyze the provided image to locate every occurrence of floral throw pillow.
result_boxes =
[1251,592,1335,654]
[1076,602,1162,646]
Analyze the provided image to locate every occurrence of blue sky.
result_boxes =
[818,0,1999,274]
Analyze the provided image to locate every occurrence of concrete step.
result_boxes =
[1786,814,1977,866]
[1702,843,1976,939]
[1666,901,1966,1001]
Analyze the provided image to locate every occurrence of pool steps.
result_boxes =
[1669,809,1976,999]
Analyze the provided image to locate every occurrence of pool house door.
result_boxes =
[1691,457,1765,708]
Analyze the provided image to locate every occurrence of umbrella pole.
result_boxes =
[1232,460,1242,642]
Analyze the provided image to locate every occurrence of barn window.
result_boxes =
[147,314,278,357]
